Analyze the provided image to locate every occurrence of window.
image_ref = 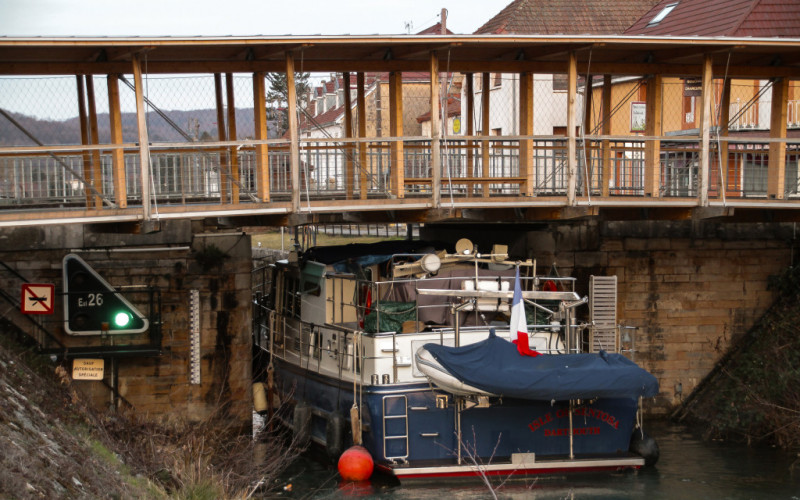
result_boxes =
[648,2,678,26]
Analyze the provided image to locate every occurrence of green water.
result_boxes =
[262,422,800,499]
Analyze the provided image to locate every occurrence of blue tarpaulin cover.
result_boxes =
[423,330,659,401]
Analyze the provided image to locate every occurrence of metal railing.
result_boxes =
[3,138,800,210]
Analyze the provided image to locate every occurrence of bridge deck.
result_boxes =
[1,35,799,227]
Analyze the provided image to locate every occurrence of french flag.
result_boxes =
[510,267,540,357]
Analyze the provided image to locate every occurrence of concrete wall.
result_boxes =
[424,221,796,415]
[0,221,253,428]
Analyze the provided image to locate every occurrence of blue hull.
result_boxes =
[273,357,643,473]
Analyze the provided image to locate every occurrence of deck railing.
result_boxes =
[1,137,800,210]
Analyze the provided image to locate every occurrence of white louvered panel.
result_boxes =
[589,275,617,353]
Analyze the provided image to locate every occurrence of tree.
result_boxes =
[266,72,311,137]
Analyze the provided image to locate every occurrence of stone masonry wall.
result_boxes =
[0,221,253,428]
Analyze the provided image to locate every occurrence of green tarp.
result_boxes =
[363,301,416,333]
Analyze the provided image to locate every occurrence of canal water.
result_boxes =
[262,422,800,499]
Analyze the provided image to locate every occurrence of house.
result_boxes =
[464,0,662,137]
[618,0,800,197]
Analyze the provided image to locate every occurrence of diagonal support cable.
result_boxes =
[0,107,116,208]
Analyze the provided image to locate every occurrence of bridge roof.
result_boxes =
[1,34,799,77]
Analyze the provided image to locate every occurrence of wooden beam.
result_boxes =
[644,75,663,198]
[253,71,270,202]
[85,75,103,209]
[768,77,789,199]
[389,71,404,199]
[566,51,577,206]
[5,59,800,81]
[519,71,534,197]
[76,75,92,208]
[107,74,127,208]
[343,72,354,199]
[214,73,228,203]
[481,72,490,198]
[601,74,612,197]
[699,55,713,206]
[431,52,441,206]
[226,72,240,204]
[465,73,475,195]
[132,54,152,221]
[357,72,368,200]
[286,52,300,212]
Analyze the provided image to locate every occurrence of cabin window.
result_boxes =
[281,273,301,319]
[311,329,321,360]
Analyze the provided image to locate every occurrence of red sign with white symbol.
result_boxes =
[21,283,55,315]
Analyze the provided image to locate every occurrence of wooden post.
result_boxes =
[601,74,612,197]
[253,71,270,202]
[645,75,663,198]
[214,73,228,203]
[567,51,577,205]
[226,73,240,204]
[86,76,103,209]
[431,52,441,206]
[343,72,354,199]
[286,52,300,212]
[465,73,475,195]
[768,77,789,199]
[699,55,713,206]
[132,54,152,220]
[520,71,534,196]
[76,75,93,208]
[389,71,404,198]
[719,78,731,197]
[481,72,490,198]
[357,72,368,199]
[107,74,127,208]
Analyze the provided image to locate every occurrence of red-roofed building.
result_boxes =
[625,0,800,37]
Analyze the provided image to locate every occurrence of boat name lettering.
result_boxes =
[528,408,620,433]
[561,407,620,430]
[543,426,601,437]
[526,412,553,432]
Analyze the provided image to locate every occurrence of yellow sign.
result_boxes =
[72,358,104,380]
[453,117,461,134]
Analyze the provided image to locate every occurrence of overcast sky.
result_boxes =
[0,0,510,37]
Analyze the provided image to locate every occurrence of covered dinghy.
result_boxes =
[416,330,658,401]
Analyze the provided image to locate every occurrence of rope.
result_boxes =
[579,47,593,204]
[350,330,363,445]
[714,49,733,207]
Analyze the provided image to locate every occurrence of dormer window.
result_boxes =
[648,2,677,26]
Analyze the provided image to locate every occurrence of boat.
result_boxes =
[252,237,660,480]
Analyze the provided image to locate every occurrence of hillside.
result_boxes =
[0,329,297,499]
[0,108,277,147]
[0,333,159,498]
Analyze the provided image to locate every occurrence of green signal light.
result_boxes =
[113,311,132,328]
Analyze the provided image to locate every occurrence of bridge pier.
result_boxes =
[0,221,253,428]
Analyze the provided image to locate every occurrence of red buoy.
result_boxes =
[337,445,374,481]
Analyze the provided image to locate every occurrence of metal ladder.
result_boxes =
[382,395,409,462]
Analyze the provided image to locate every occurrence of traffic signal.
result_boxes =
[63,254,149,336]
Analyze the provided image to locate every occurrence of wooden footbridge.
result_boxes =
[1,35,799,229]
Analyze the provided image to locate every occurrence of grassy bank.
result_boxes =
[0,330,298,499]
